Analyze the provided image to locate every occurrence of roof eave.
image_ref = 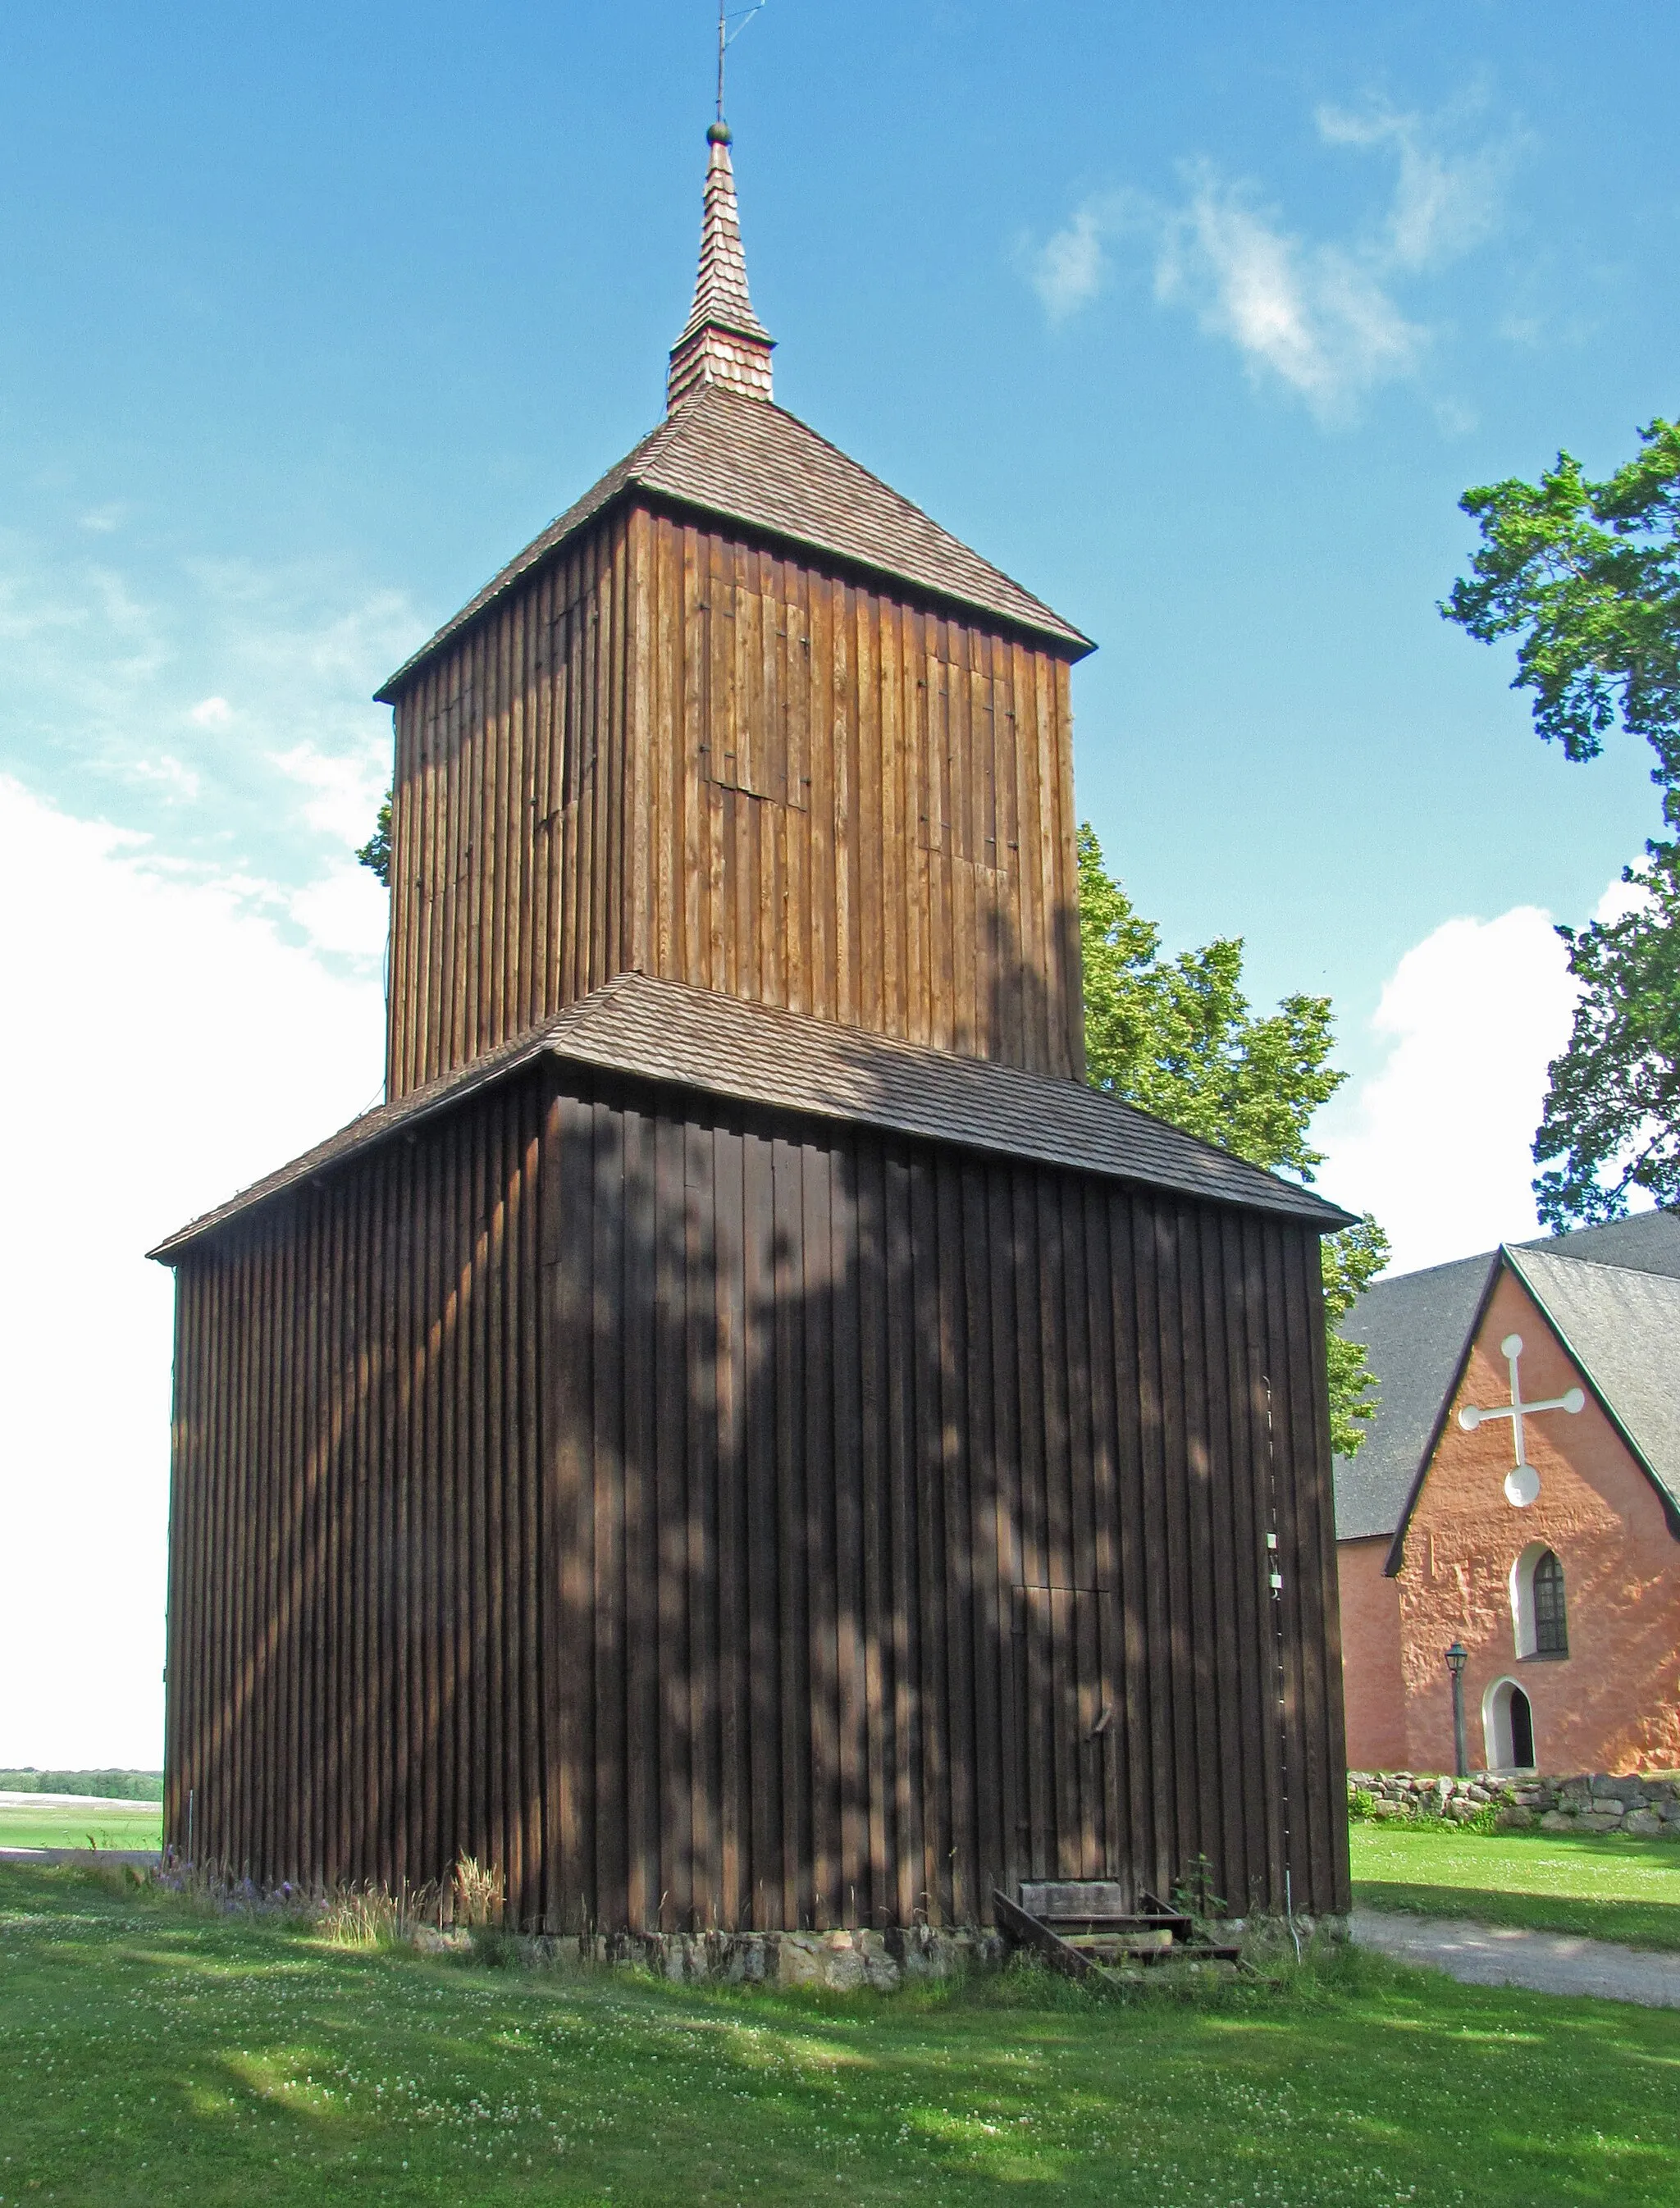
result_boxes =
[150,993,1350,1264]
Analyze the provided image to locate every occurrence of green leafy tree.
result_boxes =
[1442,417,1680,821]
[357,787,392,888]
[1443,418,1680,1225]
[1532,844,1680,1225]
[1077,824,1389,1455]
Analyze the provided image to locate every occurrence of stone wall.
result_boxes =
[1349,1768,1680,1836]
[428,1923,1010,1990]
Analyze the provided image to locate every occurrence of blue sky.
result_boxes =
[1,2,1675,1758]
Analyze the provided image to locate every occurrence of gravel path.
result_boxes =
[1352,1907,1680,2008]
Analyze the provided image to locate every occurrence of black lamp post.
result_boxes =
[1445,1640,1469,1778]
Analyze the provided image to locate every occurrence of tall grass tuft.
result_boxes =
[452,1854,504,1929]
[317,1886,409,1949]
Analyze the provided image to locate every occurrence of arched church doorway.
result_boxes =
[1483,1677,1536,1770]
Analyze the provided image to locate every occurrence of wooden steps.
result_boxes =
[995,1882,1244,1982]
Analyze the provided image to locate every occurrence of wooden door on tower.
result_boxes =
[1011,1585,1123,1893]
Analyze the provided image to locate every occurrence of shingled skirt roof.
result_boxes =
[152,973,1353,1261]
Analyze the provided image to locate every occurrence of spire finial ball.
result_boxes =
[708,119,733,144]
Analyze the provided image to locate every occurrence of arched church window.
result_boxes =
[1532,1549,1568,1658]
[1510,1542,1569,1660]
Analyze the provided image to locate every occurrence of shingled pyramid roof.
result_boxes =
[377,130,1091,703]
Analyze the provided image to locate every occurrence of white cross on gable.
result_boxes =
[1458,1332,1585,1507]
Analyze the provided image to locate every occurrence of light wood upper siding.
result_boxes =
[386,500,1086,1101]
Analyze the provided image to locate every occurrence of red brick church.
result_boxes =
[1335,1211,1680,1775]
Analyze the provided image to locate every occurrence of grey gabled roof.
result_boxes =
[1332,1209,1680,1545]
[150,972,1353,1262]
[1331,1250,1499,1541]
[376,383,1093,702]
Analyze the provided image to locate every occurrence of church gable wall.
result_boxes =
[1392,1268,1680,1774]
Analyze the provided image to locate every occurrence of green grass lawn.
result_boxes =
[2,1867,1678,2206]
[1350,1821,1680,1952]
[0,1799,163,1851]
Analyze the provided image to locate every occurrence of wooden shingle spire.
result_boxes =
[667,123,774,409]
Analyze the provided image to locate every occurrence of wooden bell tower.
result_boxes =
[374,125,1094,1105]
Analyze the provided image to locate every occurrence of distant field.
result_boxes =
[0,1797,162,1852]
[1350,1820,1680,1950]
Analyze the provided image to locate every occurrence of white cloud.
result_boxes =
[1316,902,1582,1275]
[0,529,418,894]
[0,778,384,1766]
[1025,101,1515,421]
[291,859,391,961]
[1156,167,1423,421]
[1315,102,1511,271]
[1029,203,1114,322]
[273,737,389,845]
[130,753,201,801]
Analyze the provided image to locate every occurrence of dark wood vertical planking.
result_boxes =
[591,1099,628,1927]
[910,1152,950,1922]
[883,1147,921,1931]
[985,1166,1025,1896]
[1011,1170,1052,1881]
[623,1104,659,1934]
[541,1078,582,1930]
[161,1061,1352,1930]
[742,1131,781,1928]
[1283,1221,1344,1913]
[685,1118,721,1926]
[960,1160,1002,1913]
[1082,1187,1125,1879]
[1177,1201,1221,1889]
[706,1112,742,1925]
[830,1137,866,1924]
[1226,1213,1266,1909]
[802,1139,841,1927]
[654,1111,691,1927]
[483,1102,508,1888]
[935,1155,976,1922]
[773,1132,811,1926]
[854,1142,890,1924]
[1060,1182,1099,1867]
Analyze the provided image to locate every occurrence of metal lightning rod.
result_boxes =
[717,0,772,124]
